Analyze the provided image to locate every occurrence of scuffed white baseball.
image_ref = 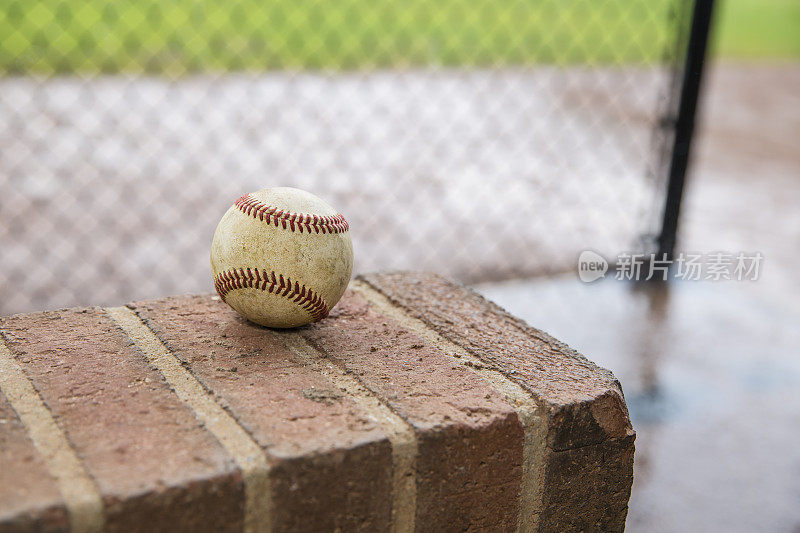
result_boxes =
[211,187,353,328]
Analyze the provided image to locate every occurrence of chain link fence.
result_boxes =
[0,0,693,314]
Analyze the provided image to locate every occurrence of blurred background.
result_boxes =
[0,0,693,312]
[1,0,798,531]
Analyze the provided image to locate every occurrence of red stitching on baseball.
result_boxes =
[233,194,349,234]
[213,268,330,322]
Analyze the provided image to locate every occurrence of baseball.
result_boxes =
[211,187,353,328]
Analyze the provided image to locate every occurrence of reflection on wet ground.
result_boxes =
[477,277,800,532]
[477,62,800,532]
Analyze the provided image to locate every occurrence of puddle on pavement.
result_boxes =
[476,275,800,532]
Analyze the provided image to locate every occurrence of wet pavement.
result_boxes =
[479,277,800,531]
[477,61,800,532]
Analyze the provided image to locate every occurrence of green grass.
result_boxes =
[0,0,796,74]
[712,0,800,59]
[0,0,677,74]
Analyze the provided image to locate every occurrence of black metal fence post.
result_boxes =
[657,0,715,260]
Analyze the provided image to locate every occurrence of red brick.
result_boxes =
[0,308,243,533]
[301,291,524,531]
[359,271,635,531]
[539,437,635,531]
[0,393,68,533]
[1,271,635,532]
[130,295,394,532]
